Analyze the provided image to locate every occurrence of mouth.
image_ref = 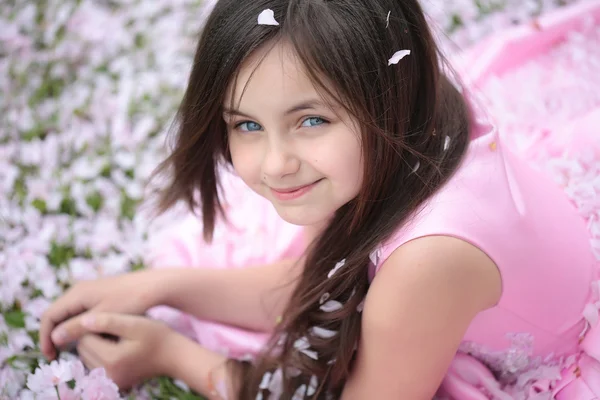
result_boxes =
[270,179,323,200]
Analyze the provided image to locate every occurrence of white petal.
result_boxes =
[277,333,287,346]
[294,337,318,360]
[369,248,381,265]
[294,336,311,350]
[356,299,365,313]
[320,300,343,312]
[259,372,272,389]
[258,9,279,26]
[327,259,346,278]
[310,326,338,339]
[300,348,319,360]
[268,368,284,395]
[443,135,451,151]
[388,49,411,66]
[319,292,330,304]
[412,160,421,173]
[256,392,264,400]
[292,384,307,400]
[307,375,319,396]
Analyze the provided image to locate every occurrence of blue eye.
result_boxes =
[301,117,327,127]
[236,121,262,132]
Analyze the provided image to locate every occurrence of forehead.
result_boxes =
[224,41,323,108]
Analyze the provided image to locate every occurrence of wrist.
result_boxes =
[142,268,184,308]
[159,330,232,397]
[158,328,187,377]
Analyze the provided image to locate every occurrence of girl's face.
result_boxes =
[223,42,364,227]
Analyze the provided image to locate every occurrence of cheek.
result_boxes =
[314,148,363,192]
[340,157,364,194]
[229,142,256,180]
[328,137,363,189]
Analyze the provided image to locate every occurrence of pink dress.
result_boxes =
[145,2,600,398]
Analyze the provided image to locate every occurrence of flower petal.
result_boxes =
[311,326,338,338]
[259,372,272,389]
[307,375,318,396]
[327,259,345,278]
[388,49,411,66]
[294,336,310,351]
[357,299,366,313]
[412,160,421,173]
[444,135,451,151]
[258,9,279,26]
[292,384,307,400]
[320,300,343,312]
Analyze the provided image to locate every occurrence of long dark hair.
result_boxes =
[154,0,471,398]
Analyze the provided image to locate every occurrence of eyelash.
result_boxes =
[232,116,330,131]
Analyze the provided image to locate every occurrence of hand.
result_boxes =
[75,312,176,390]
[40,270,164,360]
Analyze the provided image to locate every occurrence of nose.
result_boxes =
[262,135,300,179]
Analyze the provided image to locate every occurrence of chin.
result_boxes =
[273,206,331,227]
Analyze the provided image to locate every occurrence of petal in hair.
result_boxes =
[276,333,287,346]
[386,11,391,28]
[412,160,421,173]
[267,368,284,398]
[258,9,279,26]
[292,384,307,400]
[320,292,330,304]
[369,247,382,266]
[327,259,346,278]
[320,300,343,312]
[388,49,411,66]
[357,298,366,313]
[307,375,319,396]
[310,326,338,339]
[259,372,272,389]
[301,349,319,360]
[444,135,451,151]
[294,336,311,350]
[294,337,319,360]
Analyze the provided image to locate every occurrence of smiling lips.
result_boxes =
[270,179,322,201]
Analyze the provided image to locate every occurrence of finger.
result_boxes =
[78,312,142,339]
[51,312,103,349]
[40,287,90,358]
[78,334,121,380]
[76,339,103,370]
[50,300,124,348]
[78,333,118,357]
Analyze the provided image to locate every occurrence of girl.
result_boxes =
[39,0,600,399]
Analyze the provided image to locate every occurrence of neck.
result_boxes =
[303,220,328,245]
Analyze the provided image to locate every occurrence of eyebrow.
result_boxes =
[222,99,327,119]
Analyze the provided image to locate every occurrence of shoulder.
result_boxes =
[369,235,502,314]
[342,237,502,398]
[363,236,502,340]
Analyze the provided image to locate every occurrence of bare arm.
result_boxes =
[162,332,232,399]
[154,257,303,332]
[160,236,501,400]
[341,236,501,399]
